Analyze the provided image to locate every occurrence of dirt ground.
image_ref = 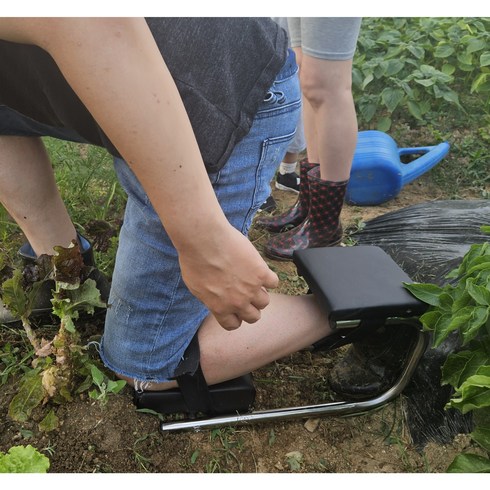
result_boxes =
[0,175,487,474]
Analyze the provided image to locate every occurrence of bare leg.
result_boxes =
[294,49,358,182]
[120,292,333,390]
[282,151,299,164]
[0,136,77,256]
[199,292,331,384]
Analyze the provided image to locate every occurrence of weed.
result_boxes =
[87,364,126,405]
[0,340,33,385]
[204,427,244,472]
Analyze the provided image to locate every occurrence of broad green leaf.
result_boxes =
[461,307,490,345]
[0,445,50,473]
[467,280,490,305]
[449,368,490,413]
[441,63,456,75]
[407,44,424,59]
[472,73,489,94]
[471,427,490,452]
[414,78,434,87]
[362,72,374,90]
[384,59,404,76]
[106,379,126,394]
[441,90,461,107]
[432,313,459,348]
[447,453,490,473]
[439,292,455,310]
[448,306,479,331]
[466,259,490,280]
[419,310,443,332]
[64,278,105,313]
[1,270,29,318]
[8,370,45,422]
[480,51,490,67]
[442,346,490,388]
[62,315,76,334]
[38,409,59,433]
[52,279,104,324]
[404,282,443,306]
[90,364,105,386]
[457,244,490,277]
[359,102,377,123]
[407,100,423,120]
[434,44,455,58]
[458,52,473,65]
[466,38,486,54]
[381,88,404,112]
[351,68,363,89]
[376,116,391,132]
[452,289,472,313]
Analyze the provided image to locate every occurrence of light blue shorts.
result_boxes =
[99,51,301,383]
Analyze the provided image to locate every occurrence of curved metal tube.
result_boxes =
[160,320,428,433]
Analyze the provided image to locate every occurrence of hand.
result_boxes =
[178,225,278,330]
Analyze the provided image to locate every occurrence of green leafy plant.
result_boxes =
[0,445,50,473]
[0,240,123,422]
[354,18,490,130]
[405,225,490,472]
[88,364,126,405]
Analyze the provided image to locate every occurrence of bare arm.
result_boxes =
[0,17,278,329]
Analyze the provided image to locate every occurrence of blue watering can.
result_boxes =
[345,130,450,206]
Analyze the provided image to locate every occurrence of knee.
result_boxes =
[300,67,353,111]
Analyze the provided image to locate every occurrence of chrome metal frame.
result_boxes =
[160,318,428,433]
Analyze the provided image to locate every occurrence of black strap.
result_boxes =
[173,333,215,417]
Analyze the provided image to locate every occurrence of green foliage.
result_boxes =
[88,364,126,405]
[2,241,124,424]
[405,227,490,472]
[354,18,490,129]
[43,138,126,226]
[447,453,490,473]
[0,445,50,473]
[0,342,33,385]
[8,368,45,423]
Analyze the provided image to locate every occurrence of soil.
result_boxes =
[0,173,487,475]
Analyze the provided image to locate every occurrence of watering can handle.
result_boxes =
[398,142,450,186]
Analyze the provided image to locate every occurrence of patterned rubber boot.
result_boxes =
[254,160,318,233]
[264,166,347,261]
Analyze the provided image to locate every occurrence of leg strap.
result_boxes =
[172,333,215,417]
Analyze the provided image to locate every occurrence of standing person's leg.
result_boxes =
[101,51,334,391]
[297,18,360,182]
[0,136,77,256]
[263,18,361,260]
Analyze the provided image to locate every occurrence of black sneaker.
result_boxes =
[258,195,277,213]
[275,172,300,193]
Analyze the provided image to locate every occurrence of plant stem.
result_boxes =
[20,316,40,352]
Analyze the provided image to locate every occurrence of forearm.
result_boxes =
[0,18,228,252]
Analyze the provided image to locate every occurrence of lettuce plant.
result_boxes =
[1,241,109,421]
[0,445,49,473]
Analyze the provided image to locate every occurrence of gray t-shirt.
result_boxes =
[0,18,288,172]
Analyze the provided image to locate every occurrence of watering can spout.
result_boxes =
[346,131,451,206]
[400,141,451,186]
